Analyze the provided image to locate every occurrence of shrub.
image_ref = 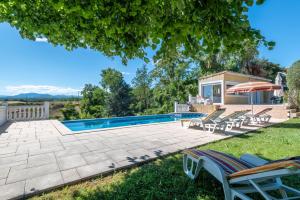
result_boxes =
[61,103,80,120]
[287,60,300,108]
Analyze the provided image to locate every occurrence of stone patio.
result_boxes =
[0,119,285,199]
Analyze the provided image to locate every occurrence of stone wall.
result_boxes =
[191,104,219,114]
[220,104,289,119]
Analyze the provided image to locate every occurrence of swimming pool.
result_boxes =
[63,113,205,132]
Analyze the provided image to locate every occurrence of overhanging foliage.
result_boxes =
[0,0,273,64]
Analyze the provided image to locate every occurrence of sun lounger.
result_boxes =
[244,108,272,124]
[181,109,226,129]
[183,149,300,200]
[202,110,251,133]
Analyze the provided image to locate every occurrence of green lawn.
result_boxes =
[31,119,300,200]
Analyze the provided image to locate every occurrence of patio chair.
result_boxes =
[183,149,300,200]
[181,109,226,129]
[244,108,273,124]
[202,110,251,133]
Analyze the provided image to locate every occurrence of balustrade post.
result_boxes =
[188,94,192,103]
[174,101,178,113]
[0,103,8,126]
[44,102,50,119]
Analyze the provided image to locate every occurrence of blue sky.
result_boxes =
[0,1,299,95]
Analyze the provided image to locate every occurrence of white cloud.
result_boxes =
[5,85,81,95]
[35,38,48,42]
[121,72,132,75]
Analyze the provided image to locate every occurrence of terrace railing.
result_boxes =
[188,95,198,104]
[5,102,49,121]
[174,102,190,113]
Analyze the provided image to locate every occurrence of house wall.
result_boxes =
[190,104,219,114]
[198,72,272,105]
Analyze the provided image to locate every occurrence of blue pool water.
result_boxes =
[63,113,205,132]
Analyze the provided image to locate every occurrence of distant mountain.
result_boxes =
[0,93,80,100]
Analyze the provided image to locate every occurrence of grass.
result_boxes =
[31,119,300,200]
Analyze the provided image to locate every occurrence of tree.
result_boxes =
[151,48,199,113]
[100,68,132,116]
[287,61,300,108]
[61,102,79,120]
[131,65,152,114]
[0,0,273,64]
[240,58,284,81]
[81,84,106,118]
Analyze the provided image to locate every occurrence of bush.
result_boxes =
[287,60,300,108]
[61,103,80,120]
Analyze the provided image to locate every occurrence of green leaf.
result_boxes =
[245,0,254,6]
[256,0,265,5]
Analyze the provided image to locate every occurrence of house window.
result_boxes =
[202,83,222,103]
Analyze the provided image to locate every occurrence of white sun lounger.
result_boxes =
[183,149,300,200]
[181,109,226,129]
[202,110,251,133]
[243,108,273,124]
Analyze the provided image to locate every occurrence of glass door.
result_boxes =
[202,83,222,103]
[213,84,221,103]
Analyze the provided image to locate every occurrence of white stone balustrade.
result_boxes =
[188,95,198,104]
[174,101,190,113]
[4,102,50,122]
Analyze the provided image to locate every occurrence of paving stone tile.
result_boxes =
[83,142,110,151]
[29,146,64,156]
[0,161,27,170]
[27,153,56,168]
[0,181,25,200]
[127,148,157,161]
[117,159,140,168]
[10,163,27,172]
[0,146,18,155]
[25,172,63,195]
[55,145,89,157]
[0,154,28,165]
[81,151,110,164]
[0,167,10,179]
[61,169,80,184]
[40,141,61,148]
[0,143,8,148]
[17,143,40,152]
[0,178,6,186]
[105,149,134,162]
[59,136,78,143]
[61,141,85,147]
[76,160,117,179]
[57,154,87,170]
[103,142,128,150]
[7,163,59,184]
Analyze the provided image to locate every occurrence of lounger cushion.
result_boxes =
[229,158,300,179]
[183,149,300,179]
[183,149,255,175]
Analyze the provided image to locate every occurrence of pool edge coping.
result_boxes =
[52,113,206,135]
[52,119,181,135]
